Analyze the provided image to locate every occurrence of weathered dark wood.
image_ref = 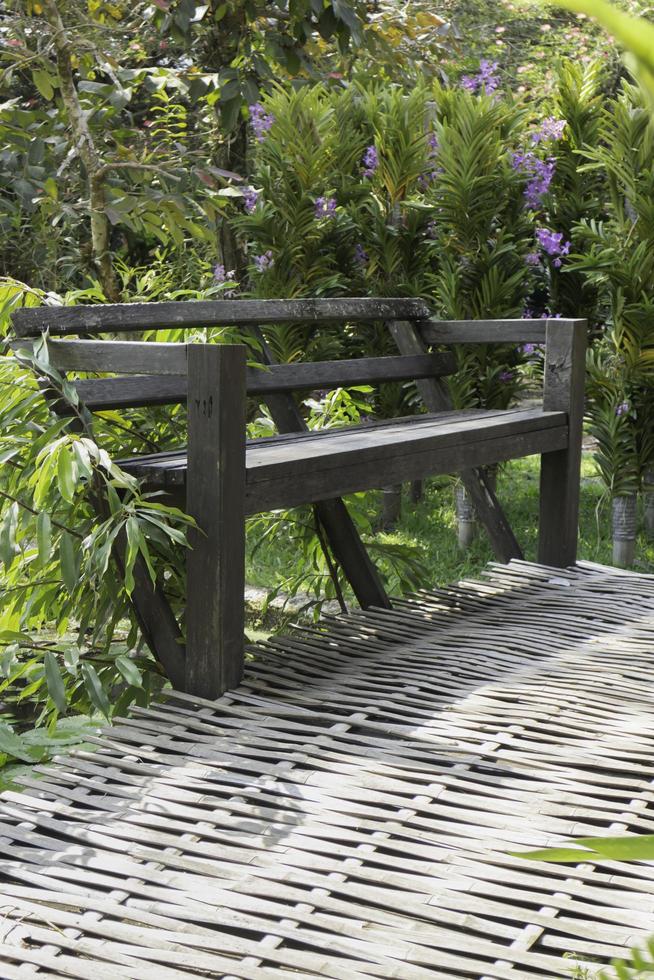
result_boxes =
[538,318,587,568]
[37,339,456,389]
[419,319,548,345]
[388,320,524,563]
[11,297,431,337]
[245,425,568,513]
[246,409,565,480]
[30,339,189,375]
[249,352,456,392]
[10,298,589,699]
[248,327,392,611]
[72,375,187,411]
[118,408,567,512]
[118,409,491,484]
[185,344,247,698]
[113,528,186,690]
[67,352,457,412]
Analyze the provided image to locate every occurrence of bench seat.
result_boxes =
[120,406,568,514]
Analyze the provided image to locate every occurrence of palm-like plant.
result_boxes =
[546,58,608,323]
[571,82,654,561]
[423,85,534,411]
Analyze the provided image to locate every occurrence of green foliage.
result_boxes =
[246,385,431,618]
[423,85,534,409]
[517,831,654,979]
[0,275,224,759]
[552,0,654,101]
[546,58,607,322]
[569,81,654,497]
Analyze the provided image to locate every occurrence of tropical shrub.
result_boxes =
[0,271,235,753]
[541,58,608,326]
[423,82,535,411]
[571,83,654,510]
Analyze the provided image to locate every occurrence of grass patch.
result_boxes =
[245,454,654,598]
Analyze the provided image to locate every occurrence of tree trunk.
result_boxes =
[42,0,121,302]
[612,494,637,567]
[381,485,402,530]
[455,465,498,551]
[455,483,477,550]
[410,479,424,504]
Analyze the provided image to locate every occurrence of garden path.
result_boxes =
[0,560,653,978]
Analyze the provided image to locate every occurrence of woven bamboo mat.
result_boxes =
[1,559,654,979]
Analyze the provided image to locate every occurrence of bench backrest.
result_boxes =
[10,297,551,416]
[10,298,440,413]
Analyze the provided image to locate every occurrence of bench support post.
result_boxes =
[389,320,523,563]
[186,344,247,698]
[538,318,587,567]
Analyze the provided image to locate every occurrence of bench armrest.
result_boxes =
[419,318,548,345]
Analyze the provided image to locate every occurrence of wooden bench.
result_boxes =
[10,298,586,699]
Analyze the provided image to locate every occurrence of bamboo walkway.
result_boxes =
[1,560,654,979]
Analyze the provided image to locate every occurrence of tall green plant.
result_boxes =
[423,84,534,410]
[546,58,607,323]
[571,82,654,500]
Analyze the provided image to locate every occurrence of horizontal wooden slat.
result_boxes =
[119,408,567,512]
[420,319,548,345]
[11,297,432,337]
[246,426,567,513]
[14,342,455,389]
[65,353,457,411]
[17,340,189,375]
[249,352,456,392]
[72,376,187,411]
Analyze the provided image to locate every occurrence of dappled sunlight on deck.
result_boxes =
[0,560,654,977]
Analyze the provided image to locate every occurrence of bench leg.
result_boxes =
[185,344,247,699]
[538,318,587,567]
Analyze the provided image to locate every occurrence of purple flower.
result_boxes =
[526,159,556,208]
[315,196,337,219]
[525,251,541,266]
[462,59,500,95]
[535,227,571,267]
[418,168,441,191]
[354,243,368,266]
[532,117,566,145]
[512,151,556,208]
[213,264,237,295]
[426,220,437,240]
[243,187,260,213]
[479,59,500,92]
[615,401,630,417]
[253,250,273,272]
[249,103,274,143]
[521,343,536,355]
[362,145,378,177]
[499,370,515,383]
[427,131,439,155]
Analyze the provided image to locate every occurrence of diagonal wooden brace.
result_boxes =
[388,319,523,563]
